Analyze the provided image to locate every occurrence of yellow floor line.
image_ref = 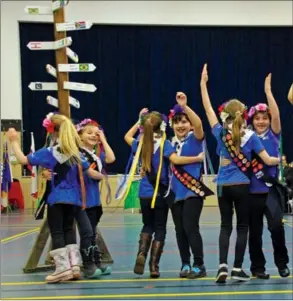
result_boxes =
[1,228,39,244]
[2,290,293,300]
[2,275,292,286]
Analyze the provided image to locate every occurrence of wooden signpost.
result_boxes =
[23,0,113,274]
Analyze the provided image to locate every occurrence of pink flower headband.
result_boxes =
[76,118,100,132]
[42,112,55,133]
[248,103,270,119]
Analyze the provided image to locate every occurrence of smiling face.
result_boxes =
[172,114,192,139]
[80,125,99,149]
[252,112,271,135]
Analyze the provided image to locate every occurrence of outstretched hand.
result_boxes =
[201,64,208,84]
[139,108,149,118]
[176,92,187,107]
[265,73,272,95]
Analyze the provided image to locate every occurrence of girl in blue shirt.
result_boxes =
[169,92,208,279]
[6,113,103,283]
[124,109,204,278]
[200,64,280,283]
[76,118,115,276]
[247,74,289,279]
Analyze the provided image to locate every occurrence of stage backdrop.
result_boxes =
[19,23,293,173]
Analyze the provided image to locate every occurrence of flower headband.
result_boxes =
[42,112,55,133]
[218,102,248,123]
[168,104,185,127]
[248,103,270,119]
[76,118,101,132]
[138,112,168,133]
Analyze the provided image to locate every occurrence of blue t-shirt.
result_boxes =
[212,124,264,185]
[171,132,203,201]
[82,148,106,208]
[250,129,280,193]
[27,145,89,206]
[132,139,175,198]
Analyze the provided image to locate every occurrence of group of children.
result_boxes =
[6,64,291,284]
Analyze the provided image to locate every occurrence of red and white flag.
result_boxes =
[27,132,38,199]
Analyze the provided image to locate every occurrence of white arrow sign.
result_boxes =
[28,82,57,91]
[64,81,97,92]
[66,47,79,63]
[46,64,57,78]
[56,21,93,32]
[47,95,80,109]
[24,6,52,15]
[27,37,72,50]
[58,63,96,72]
[52,0,69,11]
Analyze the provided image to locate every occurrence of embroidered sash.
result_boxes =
[172,165,214,198]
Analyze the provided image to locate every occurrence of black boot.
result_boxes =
[133,233,152,275]
[149,240,164,278]
[93,245,112,275]
[80,246,102,279]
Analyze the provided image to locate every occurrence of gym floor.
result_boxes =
[1,207,292,300]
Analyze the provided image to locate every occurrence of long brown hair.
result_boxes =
[224,99,246,153]
[141,112,163,172]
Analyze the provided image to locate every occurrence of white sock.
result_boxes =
[219,263,228,269]
[232,267,242,272]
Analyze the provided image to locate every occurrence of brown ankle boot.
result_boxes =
[133,233,152,275]
[149,240,164,278]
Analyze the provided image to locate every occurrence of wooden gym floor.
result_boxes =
[1,207,292,300]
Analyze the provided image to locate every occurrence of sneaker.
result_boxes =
[251,271,270,279]
[278,266,290,278]
[179,264,191,278]
[187,265,207,279]
[215,266,228,283]
[231,269,250,281]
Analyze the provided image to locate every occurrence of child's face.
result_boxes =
[80,125,99,148]
[173,116,191,139]
[252,112,270,135]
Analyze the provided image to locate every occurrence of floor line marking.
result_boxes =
[1,228,39,244]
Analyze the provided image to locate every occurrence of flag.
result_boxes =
[27,132,38,199]
[1,141,13,208]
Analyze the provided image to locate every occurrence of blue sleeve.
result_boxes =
[189,134,204,152]
[211,123,223,139]
[251,133,265,154]
[27,148,53,168]
[100,151,106,165]
[163,140,176,158]
[131,139,139,154]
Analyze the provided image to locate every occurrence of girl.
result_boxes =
[124,109,204,278]
[169,92,211,279]
[200,64,280,283]
[6,113,103,283]
[247,74,289,279]
[76,118,115,275]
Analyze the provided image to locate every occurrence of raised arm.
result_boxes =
[265,73,281,134]
[124,108,148,146]
[200,64,219,128]
[258,149,280,166]
[288,83,293,105]
[6,128,28,165]
[176,92,204,140]
[169,152,204,165]
[98,130,115,164]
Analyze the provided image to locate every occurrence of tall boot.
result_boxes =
[67,244,82,280]
[149,240,164,278]
[93,245,112,275]
[133,233,152,275]
[80,246,102,279]
[45,247,74,283]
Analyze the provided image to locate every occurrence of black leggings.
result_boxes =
[249,193,289,272]
[85,206,103,245]
[140,197,169,242]
[171,197,204,266]
[218,184,249,268]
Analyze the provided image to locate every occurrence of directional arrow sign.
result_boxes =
[47,95,80,109]
[24,6,52,15]
[63,81,97,92]
[58,63,96,72]
[28,82,58,91]
[66,47,79,63]
[52,0,69,11]
[56,21,93,32]
[27,37,72,50]
[46,64,57,78]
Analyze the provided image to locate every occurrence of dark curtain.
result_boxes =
[19,23,293,173]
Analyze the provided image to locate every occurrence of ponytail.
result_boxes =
[141,119,154,172]
[232,111,244,154]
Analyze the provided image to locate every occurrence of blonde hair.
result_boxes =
[141,112,163,172]
[51,114,82,164]
[224,99,246,153]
